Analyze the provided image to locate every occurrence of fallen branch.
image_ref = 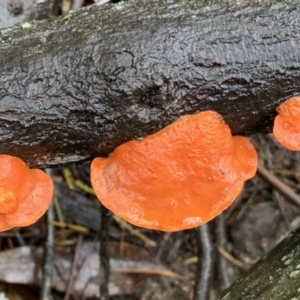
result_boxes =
[218,225,300,300]
[1,0,300,167]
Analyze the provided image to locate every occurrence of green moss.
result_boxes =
[21,22,31,29]
[290,270,300,278]
[283,259,292,265]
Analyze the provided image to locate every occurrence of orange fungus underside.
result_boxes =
[91,111,258,231]
[0,155,54,232]
[273,96,300,151]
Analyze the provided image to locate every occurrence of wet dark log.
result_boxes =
[1,0,300,168]
[218,225,300,300]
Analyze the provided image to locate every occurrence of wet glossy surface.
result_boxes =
[0,155,54,231]
[273,96,300,151]
[91,111,258,231]
[0,0,299,167]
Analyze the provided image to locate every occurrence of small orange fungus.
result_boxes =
[91,111,258,231]
[0,155,54,232]
[273,96,300,151]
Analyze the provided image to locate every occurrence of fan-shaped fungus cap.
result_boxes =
[273,96,300,151]
[91,111,258,231]
[0,155,54,232]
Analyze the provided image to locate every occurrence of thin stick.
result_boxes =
[99,205,111,300]
[193,223,215,300]
[113,215,156,247]
[40,169,55,300]
[63,234,83,300]
[217,247,246,269]
[215,214,231,290]
[257,164,300,206]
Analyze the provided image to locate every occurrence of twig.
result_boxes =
[63,234,83,300]
[155,232,172,260]
[40,169,55,300]
[113,215,157,247]
[53,194,65,224]
[49,220,89,234]
[273,191,291,231]
[257,164,300,206]
[15,231,25,246]
[184,256,198,265]
[166,233,183,263]
[99,205,111,300]
[215,214,231,290]
[217,247,246,269]
[193,223,215,300]
[62,168,76,190]
[224,191,244,222]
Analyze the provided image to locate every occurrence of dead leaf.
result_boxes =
[0,242,181,297]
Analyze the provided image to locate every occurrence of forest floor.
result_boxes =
[1,1,300,299]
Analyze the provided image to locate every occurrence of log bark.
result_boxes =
[218,225,300,300]
[1,0,300,167]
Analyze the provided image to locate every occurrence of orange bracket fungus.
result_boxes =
[0,155,54,232]
[91,111,258,231]
[273,96,300,151]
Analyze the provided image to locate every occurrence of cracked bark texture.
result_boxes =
[1,0,300,167]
